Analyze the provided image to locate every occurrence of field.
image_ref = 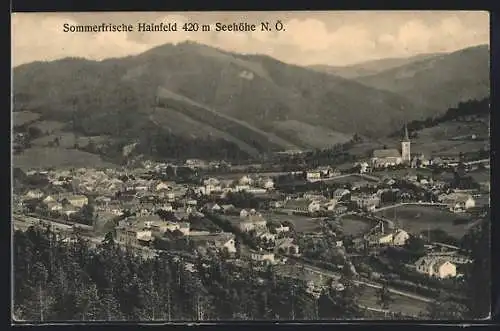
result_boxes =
[371,167,433,179]
[149,107,261,157]
[13,111,41,127]
[339,214,374,236]
[31,132,111,149]
[324,174,376,185]
[31,132,78,148]
[468,168,490,183]
[358,285,428,317]
[227,213,322,233]
[375,205,473,238]
[29,120,67,134]
[415,120,488,142]
[13,147,115,170]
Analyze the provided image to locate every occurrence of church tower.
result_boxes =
[401,123,411,164]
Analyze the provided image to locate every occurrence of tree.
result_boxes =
[404,235,426,256]
[81,204,95,220]
[463,220,490,319]
[426,291,468,320]
[28,126,43,139]
[102,232,115,248]
[376,283,394,310]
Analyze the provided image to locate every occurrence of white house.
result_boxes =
[358,162,369,174]
[415,257,457,279]
[378,233,394,245]
[203,177,220,186]
[240,209,250,219]
[274,238,300,255]
[46,202,63,212]
[239,175,254,186]
[261,178,275,190]
[239,214,267,232]
[333,189,350,200]
[392,229,410,246]
[155,182,171,191]
[257,231,276,242]
[324,199,338,211]
[306,171,322,182]
[162,204,174,212]
[250,250,276,264]
[275,224,290,233]
[439,193,476,212]
[25,189,44,200]
[351,194,380,211]
[239,220,256,232]
[43,195,57,204]
[59,194,89,208]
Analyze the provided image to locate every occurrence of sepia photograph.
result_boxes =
[11,11,490,322]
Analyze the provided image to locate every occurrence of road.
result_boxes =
[373,202,447,213]
[298,261,432,303]
[309,173,380,183]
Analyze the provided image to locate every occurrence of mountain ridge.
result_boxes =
[308,52,444,79]
[12,42,489,160]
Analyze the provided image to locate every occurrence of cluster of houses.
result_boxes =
[16,148,487,284]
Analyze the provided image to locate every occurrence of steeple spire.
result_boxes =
[403,123,410,142]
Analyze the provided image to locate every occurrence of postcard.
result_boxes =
[11,11,491,322]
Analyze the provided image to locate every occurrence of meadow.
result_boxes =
[13,147,115,170]
[13,111,41,127]
[375,205,472,239]
[338,214,374,236]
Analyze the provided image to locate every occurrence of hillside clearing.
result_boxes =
[13,111,41,127]
[273,120,352,149]
[29,120,67,134]
[13,147,115,170]
[31,133,111,149]
[149,107,261,157]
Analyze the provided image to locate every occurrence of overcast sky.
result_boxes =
[12,11,489,68]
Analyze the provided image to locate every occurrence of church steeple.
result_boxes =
[401,122,411,164]
[402,123,410,142]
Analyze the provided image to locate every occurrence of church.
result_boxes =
[371,125,411,168]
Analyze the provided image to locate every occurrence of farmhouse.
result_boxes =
[274,238,300,255]
[392,229,410,246]
[333,189,350,200]
[249,250,276,264]
[306,170,322,182]
[24,189,44,200]
[239,213,267,232]
[351,194,380,211]
[202,203,222,213]
[190,232,237,254]
[438,193,475,212]
[115,225,153,247]
[415,256,457,279]
[283,198,321,214]
[59,194,89,208]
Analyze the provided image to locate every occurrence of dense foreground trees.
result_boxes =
[13,226,365,321]
[13,218,488,321]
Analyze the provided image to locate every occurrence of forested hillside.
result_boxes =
[13,227,361,321]
[13,221,489,322]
